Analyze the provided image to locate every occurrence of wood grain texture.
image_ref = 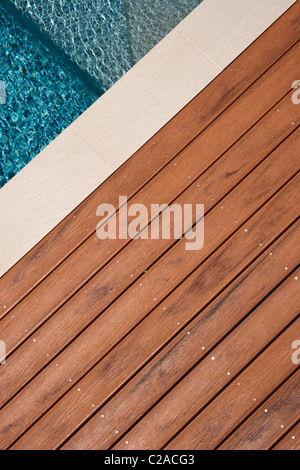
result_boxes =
[1,1,299,315]
[63,237,300,449]
[4,175,299,450]
[0,7,299,450]
[1,44,299,359]
[164,320,300,450]
[176,0,297,69]
[0,137,298,417]
[219,372,300,450]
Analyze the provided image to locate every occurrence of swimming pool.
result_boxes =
[0,1,100,188]
[1,0,203,188]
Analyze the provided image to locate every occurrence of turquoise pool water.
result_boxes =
[0,1,100,188]
[1,0,203,188]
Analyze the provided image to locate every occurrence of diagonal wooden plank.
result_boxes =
[1,2,299,314]
[219,372,300,450]
[60,222,300,450]
[164,319,299,450]
[2,86,299,360]
[4,174,299,450]
[112,275,300,450]
[0,132,298,411]
[63,231,300,450]
[1,44,299,355]
[0,5,299,451]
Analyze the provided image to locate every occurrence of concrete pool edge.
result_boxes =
[0,0,296,276]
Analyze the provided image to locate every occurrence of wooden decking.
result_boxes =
[0,2,299,450]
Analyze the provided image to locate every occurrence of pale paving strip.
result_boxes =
[0,0,296,275]
[0,265,5,277]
